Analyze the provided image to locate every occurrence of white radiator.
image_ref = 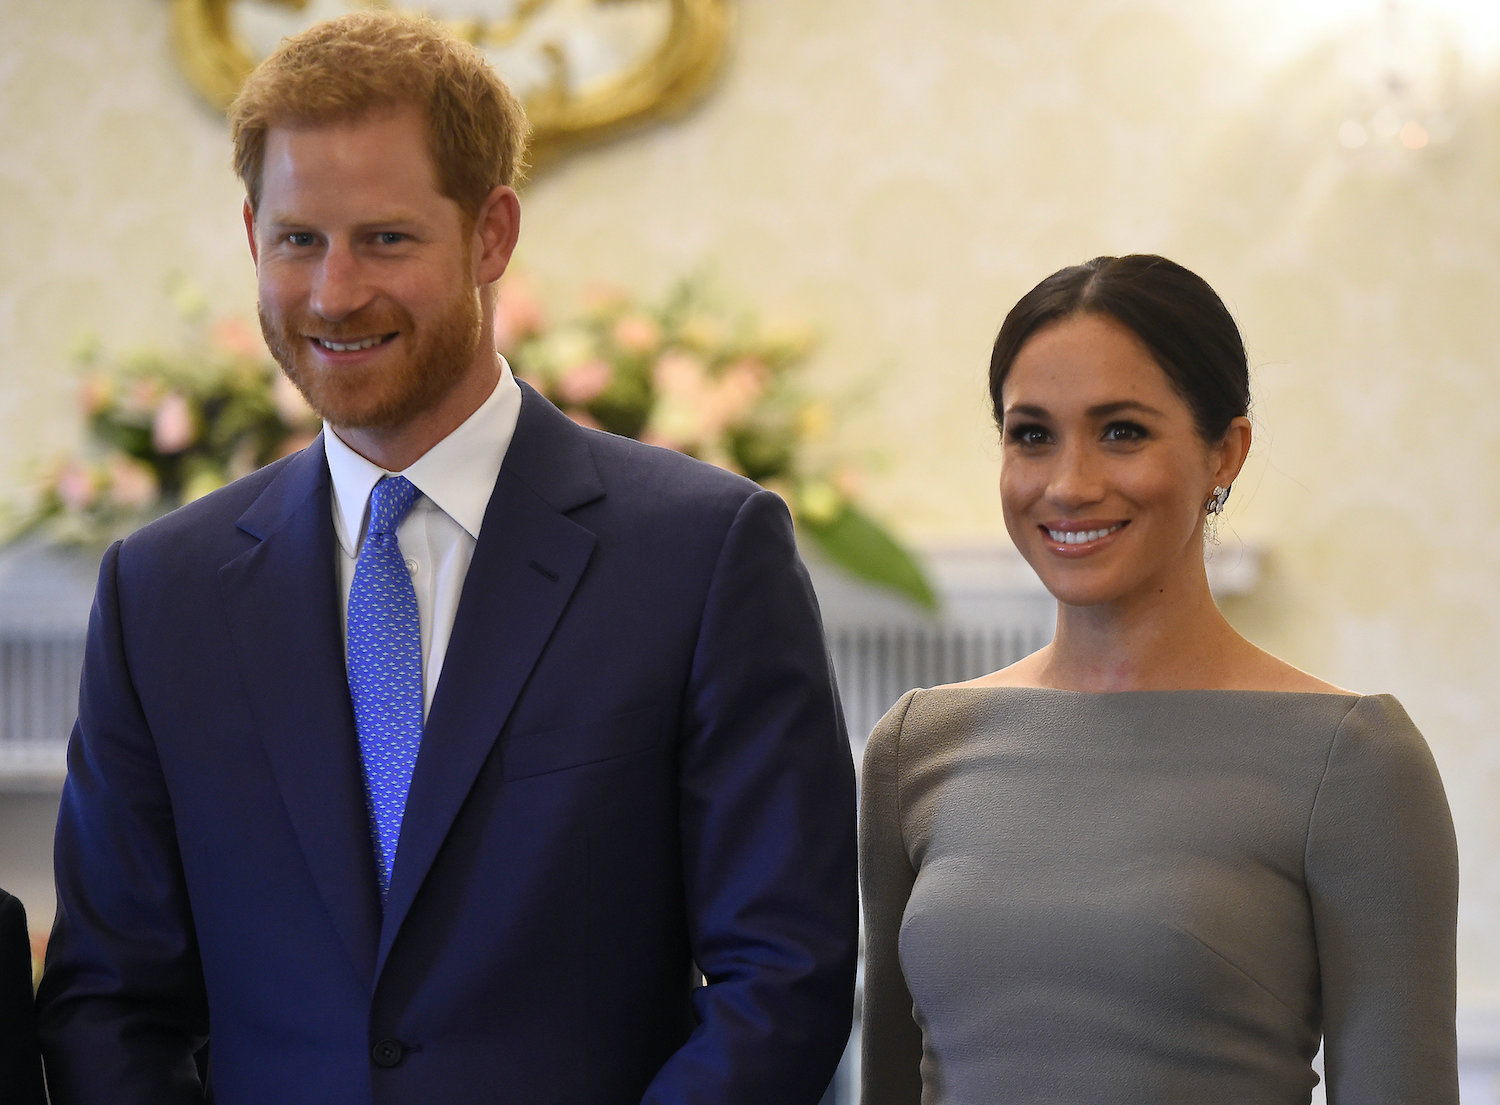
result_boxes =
[0,632,81,779]
[0,543,93,784]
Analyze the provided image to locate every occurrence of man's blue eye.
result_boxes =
[287,232,315,247]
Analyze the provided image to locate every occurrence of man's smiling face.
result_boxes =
[247,105,488,445]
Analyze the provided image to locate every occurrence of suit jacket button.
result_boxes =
[371,1039,405,1067]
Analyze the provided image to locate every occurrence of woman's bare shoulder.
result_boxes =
[1231,644,1352,694]
[937,649,1051,690]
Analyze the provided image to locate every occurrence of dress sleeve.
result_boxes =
[860,689,925,1105]
[1306,695,1459,1105]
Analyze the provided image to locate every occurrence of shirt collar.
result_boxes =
[325,357,523,555]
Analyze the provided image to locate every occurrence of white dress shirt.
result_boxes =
[324,359,523,718]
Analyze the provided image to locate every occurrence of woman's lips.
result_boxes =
[1040,521,1127,555]
[1045,523,1124,544]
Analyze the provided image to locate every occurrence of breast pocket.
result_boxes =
[501,703,669,780]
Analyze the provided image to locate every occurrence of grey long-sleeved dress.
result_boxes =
[859,688,1458,1105]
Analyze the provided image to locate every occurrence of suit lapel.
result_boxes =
[378,386,603,963]
[217,437,382,985]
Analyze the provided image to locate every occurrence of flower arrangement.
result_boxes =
[498,275,933,608]
[2,287,320,548]
[5,277,933,607]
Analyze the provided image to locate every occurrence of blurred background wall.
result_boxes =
[3,0,1498,1023]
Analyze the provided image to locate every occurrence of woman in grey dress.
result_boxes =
[860,255,1458,1105]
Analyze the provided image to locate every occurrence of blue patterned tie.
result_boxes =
[347,475,424,899]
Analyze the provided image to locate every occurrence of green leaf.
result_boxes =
[799,504,936,610]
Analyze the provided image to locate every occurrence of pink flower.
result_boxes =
[652,351,709,401]
[211,318,264,358]
[644,401,707,451]
[152,392,198,454]
[557,359,614,404]
[103,455,159,510]
[647,353,715,447]
[121,378,165,417]
[272,371,316,426]
[54,460,98,513]
[78,373,114,417]
[493,274,547,353]
[611,314,661,355]
[833,465,864,499]
[711,358,769,426]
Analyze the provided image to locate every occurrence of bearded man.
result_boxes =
[37,12,856,1104]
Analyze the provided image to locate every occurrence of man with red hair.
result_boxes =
[39,13,856,1104]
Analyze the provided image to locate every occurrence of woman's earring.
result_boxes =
[1206,485,1230,515]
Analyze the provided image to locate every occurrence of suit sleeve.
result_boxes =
[639,489,858,1105]
[1306,695,1459,1105]
[859,690,925,1105]
[0,891,48,1105]
[35,542,209,1104]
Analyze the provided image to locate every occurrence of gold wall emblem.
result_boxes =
[169,0,734,174]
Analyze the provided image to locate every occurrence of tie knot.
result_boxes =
[368,476,420,538]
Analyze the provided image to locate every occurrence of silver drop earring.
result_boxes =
[1206,485,1230,515]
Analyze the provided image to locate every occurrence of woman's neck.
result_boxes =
[1036,578,1249,692]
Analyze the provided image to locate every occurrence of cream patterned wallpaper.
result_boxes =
[3,0,1499,1008]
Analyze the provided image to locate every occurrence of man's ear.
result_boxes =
[472,185,521,285]
[243,198,260,268]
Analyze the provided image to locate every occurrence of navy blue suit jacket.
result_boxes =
[38,384,858,1104]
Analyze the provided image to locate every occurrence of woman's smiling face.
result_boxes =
[998,312,1247,612]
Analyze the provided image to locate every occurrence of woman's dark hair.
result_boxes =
[988,254,1249,441]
